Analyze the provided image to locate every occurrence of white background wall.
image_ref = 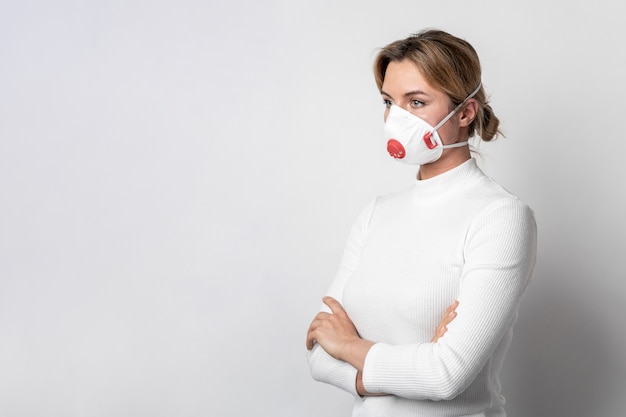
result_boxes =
[1,1,625,416]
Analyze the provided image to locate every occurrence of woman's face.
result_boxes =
[381,59,460,145]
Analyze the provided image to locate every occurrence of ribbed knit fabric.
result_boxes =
[307,158,537,417]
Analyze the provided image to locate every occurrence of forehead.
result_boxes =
[382,60,435,94]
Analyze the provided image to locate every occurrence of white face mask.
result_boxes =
[384,84,481,165]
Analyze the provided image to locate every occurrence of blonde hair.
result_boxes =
[374,29,502,142]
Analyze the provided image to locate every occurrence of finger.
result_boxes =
[444,300,459,315]
[306,335,317,350]
[431,325,447,342]
[306,313,328,334]
[306,310,334,335]
[306,329,316,350]
[322,296,347,317]
[440,311,457,328]
[314,311,331,321]
[306,318,325,350]
[439,301,459,325]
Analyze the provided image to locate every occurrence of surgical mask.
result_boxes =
[384,84,481,165]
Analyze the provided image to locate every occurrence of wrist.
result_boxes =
[344,338,374,372]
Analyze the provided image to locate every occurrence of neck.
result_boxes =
[417,147,471,180]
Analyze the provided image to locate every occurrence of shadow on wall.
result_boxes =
[502,260,621,417]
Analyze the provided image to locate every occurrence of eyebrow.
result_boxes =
[380,89,430,99]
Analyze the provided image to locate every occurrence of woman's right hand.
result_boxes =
[431,300,459,342]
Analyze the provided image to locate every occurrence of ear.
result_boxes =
[458,99,478,128]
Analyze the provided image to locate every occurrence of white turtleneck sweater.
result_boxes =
[307,158,537,417]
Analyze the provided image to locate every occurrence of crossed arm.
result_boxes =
[306,197,536,399]
[306,296,459,396]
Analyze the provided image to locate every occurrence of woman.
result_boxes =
[306,29,537,417]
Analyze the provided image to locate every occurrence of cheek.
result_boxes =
[383,108,390,122]
[413,112,438,128]
[406,106,437,126]
[423,106,454,128]
[437,115,462,143]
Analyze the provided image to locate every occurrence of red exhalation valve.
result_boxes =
[387,139,406,159]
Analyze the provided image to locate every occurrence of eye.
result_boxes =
[382,99,393,108]
[410,99,425,108]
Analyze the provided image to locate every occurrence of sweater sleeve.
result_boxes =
[362,197,537,400]
[307,199,377,397]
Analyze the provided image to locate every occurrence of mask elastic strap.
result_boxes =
[423,83,481,148]
[441,140,468,149]
[431,82,482,132]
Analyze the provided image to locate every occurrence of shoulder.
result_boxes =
[477,177,536,223]
[457,169,537,242]
[476,195,536,233]
[467,187,537,256]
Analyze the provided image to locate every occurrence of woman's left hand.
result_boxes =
[306,296,369,363]
[432,300,459,342]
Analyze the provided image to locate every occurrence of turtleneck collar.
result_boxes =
[413,158,485,199]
